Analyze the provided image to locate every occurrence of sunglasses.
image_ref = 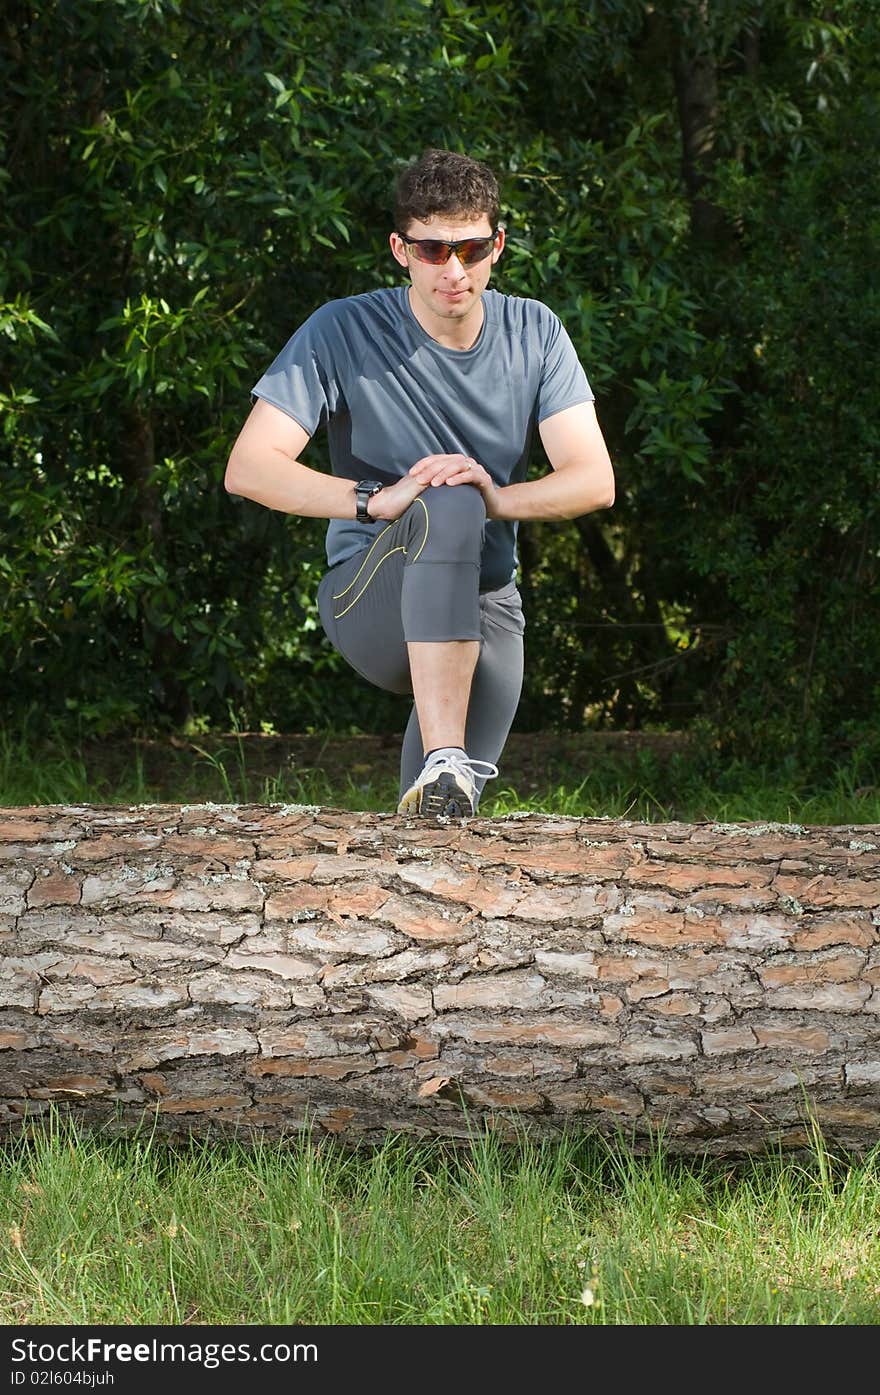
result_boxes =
[397,230,499,267]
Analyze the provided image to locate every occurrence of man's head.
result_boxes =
[393,148,500,235]
[390,150,504,337]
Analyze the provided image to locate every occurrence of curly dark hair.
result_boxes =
[394,149,500,233]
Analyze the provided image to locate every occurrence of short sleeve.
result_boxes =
[250,303,344,436]
[535,311,594,424]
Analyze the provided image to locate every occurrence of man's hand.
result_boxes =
[367,473,429,522]
[408,453,502,516]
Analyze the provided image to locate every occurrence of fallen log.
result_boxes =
[1,802,879,1157]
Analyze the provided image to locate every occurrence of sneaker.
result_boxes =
[397,750,499,818]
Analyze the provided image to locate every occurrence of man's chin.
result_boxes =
[434,301,474,320]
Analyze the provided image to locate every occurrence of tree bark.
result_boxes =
[1,803,879,1157]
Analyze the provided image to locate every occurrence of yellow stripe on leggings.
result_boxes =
[332,497,429,619]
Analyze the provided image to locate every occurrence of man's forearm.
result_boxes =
[491,461,615,523]
[225,448,358,519]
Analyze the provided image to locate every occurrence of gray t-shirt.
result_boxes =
[251,285,594,590]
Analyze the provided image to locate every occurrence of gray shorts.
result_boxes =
[317,483,524,800]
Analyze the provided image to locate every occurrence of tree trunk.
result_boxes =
[1,804,879,1157]
[120,402,192,728]
[669,1,728,245]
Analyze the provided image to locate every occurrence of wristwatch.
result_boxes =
[355,479,383,523]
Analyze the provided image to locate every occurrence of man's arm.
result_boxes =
[407,400,615,522]
[501,400,614,520]
[225,398,469,522]
[224,399,359,517]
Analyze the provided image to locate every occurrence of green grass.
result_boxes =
[2,1117,879,1325]
[1,716,878,825]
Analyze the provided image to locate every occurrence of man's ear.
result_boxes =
[389,231,410,269]
[492,226,506,263]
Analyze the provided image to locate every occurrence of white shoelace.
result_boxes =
[424,752,499,786]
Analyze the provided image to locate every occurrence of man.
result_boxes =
[225,148,614,818]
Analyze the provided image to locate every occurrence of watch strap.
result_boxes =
[355,479,382,523]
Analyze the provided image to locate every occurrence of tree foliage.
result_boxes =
[1,0,877,770]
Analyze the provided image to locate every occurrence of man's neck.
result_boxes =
[406,287,485,351]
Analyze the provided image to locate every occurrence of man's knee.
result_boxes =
[423,482,486,524]
[415,483,485,562]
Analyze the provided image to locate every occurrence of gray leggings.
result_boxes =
[316,483,524,801]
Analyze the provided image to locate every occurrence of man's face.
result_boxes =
[390,213,504,330]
